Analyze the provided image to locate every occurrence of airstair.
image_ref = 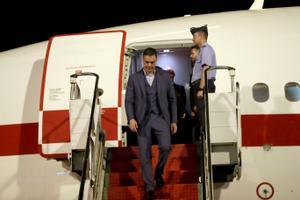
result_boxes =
[200,66,241,200]
[68,72,107,200]
[68,67,241,200]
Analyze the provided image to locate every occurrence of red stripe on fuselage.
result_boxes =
[1,114,300,156]
[42,108,118,143]
[0,123,38,156]
[0,108,118,156]
[42,110,70,143]
[241,114,300,146]
[102,108,118,140]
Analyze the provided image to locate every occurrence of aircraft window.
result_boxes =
[284,82,300,102]
[252,83,269,102]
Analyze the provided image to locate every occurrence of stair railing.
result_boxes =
[70,72,105,200]
[201,66,236,200]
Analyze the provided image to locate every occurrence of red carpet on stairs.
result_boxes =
[105,144,200,200]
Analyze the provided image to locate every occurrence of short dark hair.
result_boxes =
[191,45,200,51]
[143,47,157,57]
[200,31,208,39]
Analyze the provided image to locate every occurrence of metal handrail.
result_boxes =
[70,72,100,200]
[202,66,236,200]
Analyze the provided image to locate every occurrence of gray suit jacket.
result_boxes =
[125,67,177,126]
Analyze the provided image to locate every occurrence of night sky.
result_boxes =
[0,0,299,52]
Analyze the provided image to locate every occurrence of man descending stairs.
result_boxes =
[103,144,201,199]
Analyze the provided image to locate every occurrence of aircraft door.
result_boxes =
[39,30,126,158]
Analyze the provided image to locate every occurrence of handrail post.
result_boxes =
[203,67,214,200]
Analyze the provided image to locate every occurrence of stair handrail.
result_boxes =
[70,72,101,200]
[202,66,236,200]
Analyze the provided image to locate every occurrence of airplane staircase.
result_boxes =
[71,66,241,200]
[199,66,241,200]
[103,144,201,199]
[69,72,107,200]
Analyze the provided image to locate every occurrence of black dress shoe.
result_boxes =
[155,173,164,188]
[145,190,154,200]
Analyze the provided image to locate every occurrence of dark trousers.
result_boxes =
[138,113,171,191]
[190,79,216,109]
[190,79,216,139]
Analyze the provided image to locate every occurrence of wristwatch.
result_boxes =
[198,87,204,91]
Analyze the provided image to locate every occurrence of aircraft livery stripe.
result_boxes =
[41,108,118,143]
[2,113,300,156]
[41,110,70,143]
[0,108,118,156]
[242,114,300,146]
[0,123,39,156]
[118,31,127,107]
[39,38,53,111]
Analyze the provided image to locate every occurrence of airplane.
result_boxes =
[1,2,300,199]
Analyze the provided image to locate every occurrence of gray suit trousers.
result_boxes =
[137,113,171,192]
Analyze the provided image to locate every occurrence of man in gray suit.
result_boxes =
[125,48,177,199]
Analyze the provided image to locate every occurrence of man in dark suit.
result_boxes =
[167,69,186,120]
[167,69,187,143]
[125,48,177,199]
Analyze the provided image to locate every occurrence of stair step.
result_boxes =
[106,144,200,199]
[110,144,197,160]
[107,183,199,200]
[110,157,197,172]
[109,170,199,187]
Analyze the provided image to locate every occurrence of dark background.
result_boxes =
[0,0,299,52]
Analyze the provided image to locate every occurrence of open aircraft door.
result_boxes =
[39,31,126,158]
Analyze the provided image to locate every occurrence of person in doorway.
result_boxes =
[190,24,217,140]
[189,45,200,118]
[167,69,186,121]
[125,47,177,199]
[167,69,187,143]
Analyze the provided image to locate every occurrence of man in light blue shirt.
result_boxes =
[190,24,217,141]
[190,24,216,94]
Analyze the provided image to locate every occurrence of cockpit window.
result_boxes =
[284,82,300,102]
[252,83,269,102]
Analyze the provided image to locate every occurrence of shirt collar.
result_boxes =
[143,69,156,76]
[201,42,208,48]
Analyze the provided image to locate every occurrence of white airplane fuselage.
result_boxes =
[0,7,300,199]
